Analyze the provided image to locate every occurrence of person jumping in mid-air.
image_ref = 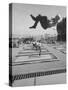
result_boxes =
[29,14,60,29]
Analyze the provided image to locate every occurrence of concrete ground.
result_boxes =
[11,43,66,86]
[13,73,66,87]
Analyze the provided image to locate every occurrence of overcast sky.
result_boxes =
[12,3,66,37]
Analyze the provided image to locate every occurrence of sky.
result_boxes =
[12,3,66,37]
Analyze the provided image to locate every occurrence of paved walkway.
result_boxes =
[43,44,66,65]
[11,44,66,86]
[12,44,66,75]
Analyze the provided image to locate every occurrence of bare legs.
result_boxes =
[29,14,40,29]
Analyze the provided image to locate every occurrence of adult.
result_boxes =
[29,14,60,29]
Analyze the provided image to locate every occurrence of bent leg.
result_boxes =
[29,14,39,29]
[29,20,38,29]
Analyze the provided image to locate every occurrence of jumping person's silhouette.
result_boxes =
[29,14,60,29]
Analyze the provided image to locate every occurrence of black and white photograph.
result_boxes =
[9,3,66,87]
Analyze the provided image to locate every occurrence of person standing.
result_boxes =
[36,42,41,56]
